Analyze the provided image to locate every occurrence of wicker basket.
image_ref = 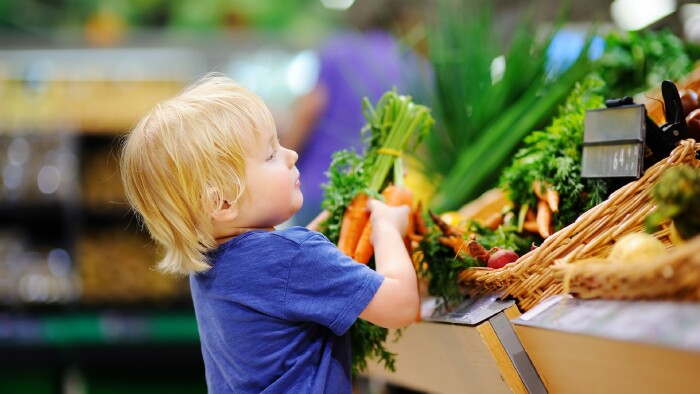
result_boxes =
[551,234,700,301]
[458,139,700,311]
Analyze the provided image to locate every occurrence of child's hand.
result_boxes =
[367,199,410,239]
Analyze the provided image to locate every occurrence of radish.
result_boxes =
[487,248,519,269]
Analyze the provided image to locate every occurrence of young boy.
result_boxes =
[120,73,419,393]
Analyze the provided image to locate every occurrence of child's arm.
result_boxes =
[359,199,419,329]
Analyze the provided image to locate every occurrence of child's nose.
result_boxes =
[286,148,298,166]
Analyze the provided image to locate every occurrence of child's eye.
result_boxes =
[267,151,276,161]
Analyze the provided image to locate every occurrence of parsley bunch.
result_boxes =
[500,76,610,230]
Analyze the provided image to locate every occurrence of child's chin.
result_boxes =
[279,207,302,227]
[293,199,304,213]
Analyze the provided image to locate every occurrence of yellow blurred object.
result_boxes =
[439,211,465,229]
[0,80,183,132]
[404,156,437,207]
[669,222,684,245]
[85,9,127,47]
[457,188,512,226]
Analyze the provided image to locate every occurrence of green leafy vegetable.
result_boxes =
[415,221,472,311]
[647,165,700,240]
[350,320,400,376]
[500,76,609,230]
[597,29,700,98]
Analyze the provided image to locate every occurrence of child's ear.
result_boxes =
[212,200,239,222]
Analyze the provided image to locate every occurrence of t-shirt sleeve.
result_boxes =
[284,233,384,336]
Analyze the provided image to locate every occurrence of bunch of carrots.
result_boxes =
[337,184,415,263]
[337,157,422,264]
[319,90,433,374]
[334,90,433,265]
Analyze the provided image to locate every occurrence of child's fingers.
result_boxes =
[366,198,382,213]
[366,198,396,212]
[367,199,410,218]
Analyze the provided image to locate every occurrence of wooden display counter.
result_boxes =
[512,296,700,394]
[364,296,546,394]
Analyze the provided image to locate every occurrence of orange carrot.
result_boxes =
[428,210,463,237]
[337,193,370,257]
[483,212,504,230]
[437,235,466,256]
[413,201,429,236]
[546,188,560,213]
[536,200,552,238]
[466,233,490,265]
[532,180,546,201]
[354,185,414,264]
[353,222,374,264]
[405,199,416,253]
[522,219,539,233]
[533,180,559,213]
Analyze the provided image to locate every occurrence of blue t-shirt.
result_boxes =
[189,226,384,393]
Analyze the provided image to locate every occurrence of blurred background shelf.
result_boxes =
[0,306,204,394]
[0,48,202,132]
[0,306,199,345]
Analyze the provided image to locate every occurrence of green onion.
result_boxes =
[362,91,434,193]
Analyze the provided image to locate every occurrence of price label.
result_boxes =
[582,105,645,178]
[582,143,643,178]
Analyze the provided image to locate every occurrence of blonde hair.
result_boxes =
[120,73,275,275]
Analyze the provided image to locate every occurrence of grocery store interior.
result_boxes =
[2,0,700,393]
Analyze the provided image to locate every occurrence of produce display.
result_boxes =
[316,24,700,374]
[500,77,609,234]
[414,27,700,309]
